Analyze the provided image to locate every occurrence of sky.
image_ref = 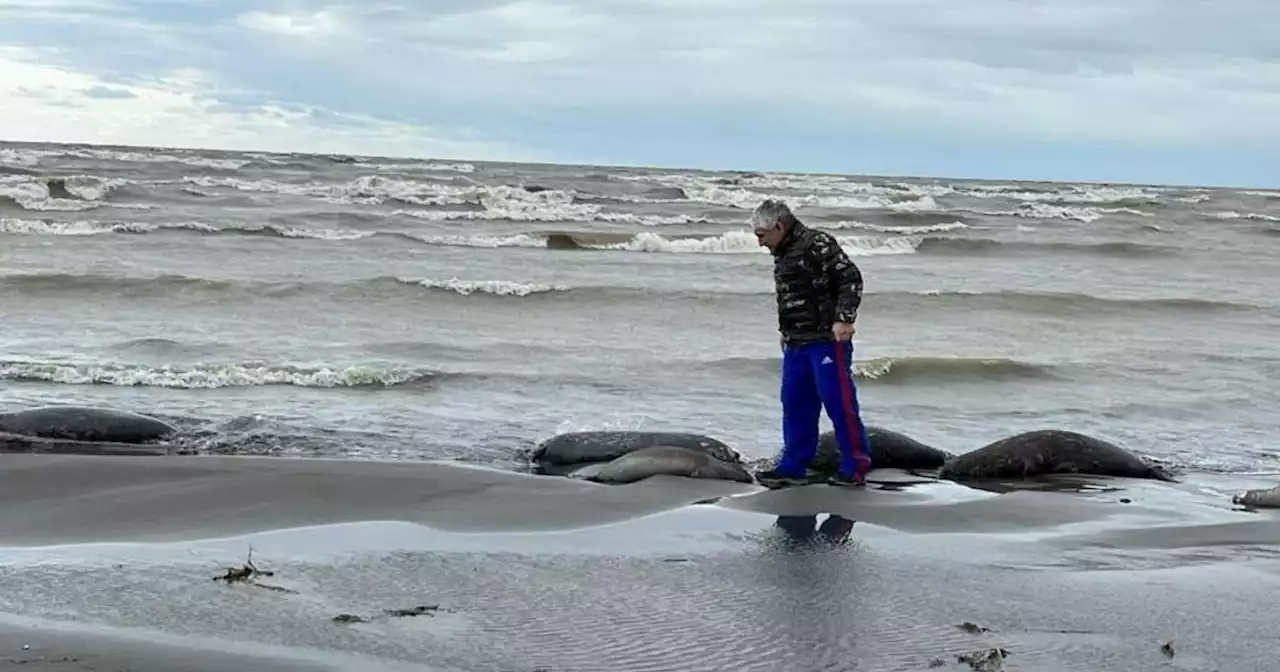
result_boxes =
[0,0,1276,187]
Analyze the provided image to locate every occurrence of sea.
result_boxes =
[1,140,1277,480]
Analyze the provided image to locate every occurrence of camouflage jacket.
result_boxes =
[770,221,864,345]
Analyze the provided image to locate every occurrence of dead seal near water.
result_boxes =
[0,405,177,444]
[0,431,171,456]
[571,445,753,485]
[1233,485,1280,509]
[938,429,1176,482]
[530,430,741,471]
[810,425,953,474]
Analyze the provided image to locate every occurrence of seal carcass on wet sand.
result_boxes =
[570,445,754,485]
[1233,485,1280,509]
[531,430,741,468]
[938,429,1176,482]
[0,405,177,444]
[810,425,953,474]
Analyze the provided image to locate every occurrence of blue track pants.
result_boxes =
[776,339,872,479]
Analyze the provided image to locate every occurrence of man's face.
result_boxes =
[754,223,785,250]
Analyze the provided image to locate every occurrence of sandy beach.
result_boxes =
[1,453,1278,671]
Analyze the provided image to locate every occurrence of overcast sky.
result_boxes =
[0,0,1276,186]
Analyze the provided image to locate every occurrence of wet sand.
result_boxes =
[0,615,393,672]
[1,453,1279,671]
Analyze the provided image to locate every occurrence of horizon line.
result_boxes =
[1,136,1272,193]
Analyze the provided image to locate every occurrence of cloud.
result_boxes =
[237,9,342,37]
[0,46,531,160]
[82,84,136,99]
[0,0,1276,186]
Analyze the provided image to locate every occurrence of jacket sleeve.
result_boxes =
[811,232,863,323]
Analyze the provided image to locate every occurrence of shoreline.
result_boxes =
[1,453,1278,671]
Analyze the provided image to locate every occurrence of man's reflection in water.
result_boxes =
[772,513,856,548]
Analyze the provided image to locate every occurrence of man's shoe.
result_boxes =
[753,468,812,489]
[827,472,866,487]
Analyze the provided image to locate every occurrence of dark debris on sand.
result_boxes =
[956,647,1010,671]
[211,546,298,594]
[332,604,444,625]
[956,621,993,634]
[919,623,1005,671]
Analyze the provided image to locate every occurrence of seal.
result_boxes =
[938,429,1176,482]
[0,432,170,456]
[571,445,753,485]
[1232,485,1280,509]
[531,430,741,468]
[0,405,178,444]
[810,426,953,474]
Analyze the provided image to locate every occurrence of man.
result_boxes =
[750,198,872,488]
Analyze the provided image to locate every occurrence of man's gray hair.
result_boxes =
[750,198,794,231]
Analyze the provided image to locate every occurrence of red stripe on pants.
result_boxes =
[835,339,870,475]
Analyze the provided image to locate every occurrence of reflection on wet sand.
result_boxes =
[771,513,858,548]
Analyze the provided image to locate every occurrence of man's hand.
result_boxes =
[832,322,855,341]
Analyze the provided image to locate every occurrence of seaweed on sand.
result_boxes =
[211,545,298,594]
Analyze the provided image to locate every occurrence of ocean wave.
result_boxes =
[955,184,1162,206]
[0,149,40,168]
[916,236,1174,257]
[0,271,613,303]
[0,214,1179,260]
[5,272,1254,319]
[397,277,568,296]
[393,207,712,226]
[0,174,142,212]
[824,220,969,235]
[5,146,248,170]
[0,272,249,298]
[856,356,1056,382]
[674,181,1156,223]
[707,355,1058,384]
[0,219,919,256]
[183,175,717,225]
[529,230,920,255]
[1214,210,1280,223]
[608,171,945,211]
[184,174,475,207]
[0,359,436,389]
[0,217,381,240]
[610,171,1167,211]
[967,203,1153,223]
[351,160,477,174]
[880,289,1259,314]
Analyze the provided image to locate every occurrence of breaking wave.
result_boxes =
[396,277,568,296]
[854,356,1057,382]
[0,359,439,389]
[532,230,919,255]
[610,171,1167,212]
[823,220,969,235]
[3,214,1192,260]
[185,176,715,225]
[0,219,922,256]
[707,355,1059,384]
[964,203,1154,223]
[0,175,145,212]
[0,272,574,302]
[1214,211,1280,223]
